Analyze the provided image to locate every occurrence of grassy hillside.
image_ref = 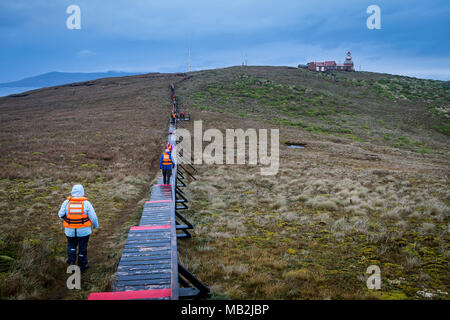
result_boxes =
[0,66,448,300]
[178,66,449,154]
[175,67,449,300]
[0,73,180,299]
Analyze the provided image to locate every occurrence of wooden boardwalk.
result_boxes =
[88,86,208,300]
[89,84,210,300]
[89,134,178,299]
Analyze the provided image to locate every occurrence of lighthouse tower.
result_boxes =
[344,51,354,71]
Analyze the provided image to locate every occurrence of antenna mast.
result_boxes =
[188,47,192,72]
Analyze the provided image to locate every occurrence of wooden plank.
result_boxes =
[124,242,170,247]
[122,247,170,256]
[130,225,170,231]
[117,265,171,272]
[125,238,171,244]
[140,214,170,218]
[127,229,170,235]
[115,273,171,282]
[126,237,170,244]
[139,215,170,219]
[139,221,170,226]
[114,278,171,286]
[125,239,171,246]
[119,254,171,262]
[116,268,171,275]
[143,205,171,209]
[138,210,170,214]
[117,263,170,269]
[120,251,170,258]
[121,246,169,253]
[124,238,170,244]
[124,234,169,241]
[145,200,172,204]
[140,212,170,215]
[124,235,170,242]
[113,284,170,292]
[118,260,171,267]
[122,247,170,254]
[139,216,170,220]
[141,212,170,216]
[139,219,170,223]
[125,238,170,244]
[128,229,170,234]
[124,243,170,250]
[88,288,171,300]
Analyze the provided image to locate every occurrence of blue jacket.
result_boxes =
[159,151,174,170]
[58,184,99,237]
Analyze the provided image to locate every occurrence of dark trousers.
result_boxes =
[162,168,172,184]
[67,234,90,269]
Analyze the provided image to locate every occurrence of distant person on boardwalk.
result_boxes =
[171,110,176,124]
[58,184,98,272]
[160,148,174,185]
[165,142,173,153]
[180,110,186,120]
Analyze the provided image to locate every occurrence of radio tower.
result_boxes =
[188,47,192,72]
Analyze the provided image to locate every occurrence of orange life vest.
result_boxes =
[162,152,172,166]
[165,143,173,152]
[63,197,92,228]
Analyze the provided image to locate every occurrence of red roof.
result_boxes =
[309,61,336,67]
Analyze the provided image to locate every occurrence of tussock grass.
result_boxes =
[176,106,449,299]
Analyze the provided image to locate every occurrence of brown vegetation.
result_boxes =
[175,67,449,299]
[0,73,180,299]
[0,66,448,300]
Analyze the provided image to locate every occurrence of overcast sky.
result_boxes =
[0,0,449,82]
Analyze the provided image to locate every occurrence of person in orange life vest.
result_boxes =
[58,184,98,271]
[171,110,176,124]
[159,149,174,184]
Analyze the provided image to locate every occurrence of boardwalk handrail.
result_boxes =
[169,127,179,299]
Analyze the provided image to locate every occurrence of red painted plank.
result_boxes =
[145,200,172,204]
[130,225,170,231]
[88,288,171,300]
[154,184,172,187]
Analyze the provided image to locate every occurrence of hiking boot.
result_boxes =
[79,264,89,272]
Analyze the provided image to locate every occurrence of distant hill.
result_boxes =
[0,71,142,88]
